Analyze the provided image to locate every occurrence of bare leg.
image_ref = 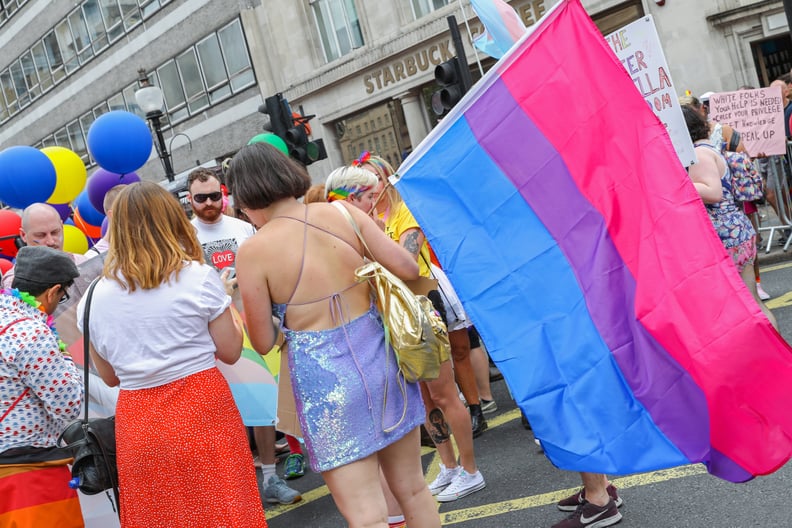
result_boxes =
[470,345,493,401]
[580,472,609,507]
[378,468,404,523]
[323,455,389,528]
[254,426,276,466]
[740,262,778,329]
[379,429,441,528]
[424,361,477,474]
[449,329,479,406]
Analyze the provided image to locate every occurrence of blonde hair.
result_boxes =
[104,182,204,291]
[324,166,378,202]
[359,155,402,208]
[303,184,327,204]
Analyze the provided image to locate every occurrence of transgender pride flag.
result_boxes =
[396,0,792,482]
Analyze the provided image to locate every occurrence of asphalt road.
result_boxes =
[264,258,792,528]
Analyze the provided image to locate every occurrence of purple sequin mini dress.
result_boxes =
[281,306,424,473]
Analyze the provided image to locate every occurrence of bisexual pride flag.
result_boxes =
[396,0,792,482]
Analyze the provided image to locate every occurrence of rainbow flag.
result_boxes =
[396,0,792,482]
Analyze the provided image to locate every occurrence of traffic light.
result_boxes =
[258,93,327,166]
[432,57,467,115]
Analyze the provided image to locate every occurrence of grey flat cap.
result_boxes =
[13,246,80,286]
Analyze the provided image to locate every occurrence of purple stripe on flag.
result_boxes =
[464,78,714,465]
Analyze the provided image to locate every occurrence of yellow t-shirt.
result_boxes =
[384,202,432,278]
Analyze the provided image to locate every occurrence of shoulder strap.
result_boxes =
[286,207,311,306]
[728,129,741,152]
[81,278,101,423]
[332,201,374,259]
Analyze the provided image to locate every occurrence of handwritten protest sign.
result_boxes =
[606,16,695,167]
[708,86,785,156]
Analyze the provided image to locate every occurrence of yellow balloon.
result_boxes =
[62,224,89,254]
[41,146,87,204]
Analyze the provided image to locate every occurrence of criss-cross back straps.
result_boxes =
[270,206,365,308]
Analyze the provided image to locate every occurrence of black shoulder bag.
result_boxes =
[58,278,120,516]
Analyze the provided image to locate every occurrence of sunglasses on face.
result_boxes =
[193,192,223,204]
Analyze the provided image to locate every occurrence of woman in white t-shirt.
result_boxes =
[77,182,267,527]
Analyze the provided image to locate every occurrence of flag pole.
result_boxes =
[456,0,485,77]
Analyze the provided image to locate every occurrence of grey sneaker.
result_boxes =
[480,398,498,414]
[264,475,302,504]
[436,469,486,502]
[428,464,461,495]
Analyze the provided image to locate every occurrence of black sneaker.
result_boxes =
[469,404,488,438]
[551,499,622,528]
[557,484,623,512]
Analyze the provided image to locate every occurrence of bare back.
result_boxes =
[259,202,374,331]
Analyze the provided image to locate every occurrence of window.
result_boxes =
[68,9,94,64]
[55,20,79,73]
[218,20,254,91]
[411,0,451,19]
[311,0,363,62]
[31,43,53,91]
[177,48,208,113]
[0,70,17,112]
[197,34,231,102]
[20,51,39,99]
[9,61,29,107]
[99,0,124,42]
[83,0,109,53]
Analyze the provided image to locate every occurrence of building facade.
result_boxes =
[0,0,791,185]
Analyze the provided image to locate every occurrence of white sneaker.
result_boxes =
[757,283,771,301]
[436,469,486,502]
[427,464,461,495]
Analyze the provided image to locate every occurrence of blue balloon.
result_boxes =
[74,190,106,226]
[87,111,153,174]
[0,146,57,209]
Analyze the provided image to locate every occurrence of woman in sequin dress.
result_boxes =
[231,143,441,528]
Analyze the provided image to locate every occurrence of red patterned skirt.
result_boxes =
[116,367,267,527]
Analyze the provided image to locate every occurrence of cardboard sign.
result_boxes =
[606,16,696,167]
[708,87,786,157]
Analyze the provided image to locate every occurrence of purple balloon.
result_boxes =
[50,203,72,222]
[87,168,140,213]
[101,216,109,237]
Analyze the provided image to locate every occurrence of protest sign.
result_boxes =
[606,16,695,167]
[708,86,785,156]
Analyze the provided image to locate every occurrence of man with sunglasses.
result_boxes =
[0,246,84,527]
[187,167,302,506]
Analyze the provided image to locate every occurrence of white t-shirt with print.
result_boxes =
[191,215,255,272]
[76,261,231,390]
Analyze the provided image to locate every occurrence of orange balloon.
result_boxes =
[73,208,102,239]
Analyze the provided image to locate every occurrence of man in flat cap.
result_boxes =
[0,246,84,527]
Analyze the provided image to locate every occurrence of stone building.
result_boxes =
[0,0,790,184]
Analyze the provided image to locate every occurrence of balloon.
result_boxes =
[41,146,87,204]
[101,216,109,238]
[247,133,289,155]
[87,168,140,213]
[62,224,89,254]
[50,203,72,223]
[73,208,103,240]
[0,257,12,276]
[0,146,57,209]
[74,191,105,227]
[87,111,153,174]
[0,210,21,258]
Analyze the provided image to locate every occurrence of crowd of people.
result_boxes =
[0,73,788,526]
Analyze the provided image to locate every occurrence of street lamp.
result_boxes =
[134,69,174,182]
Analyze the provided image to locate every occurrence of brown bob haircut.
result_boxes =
[227,143,311,210]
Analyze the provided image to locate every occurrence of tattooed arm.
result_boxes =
[399,228,425,261]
